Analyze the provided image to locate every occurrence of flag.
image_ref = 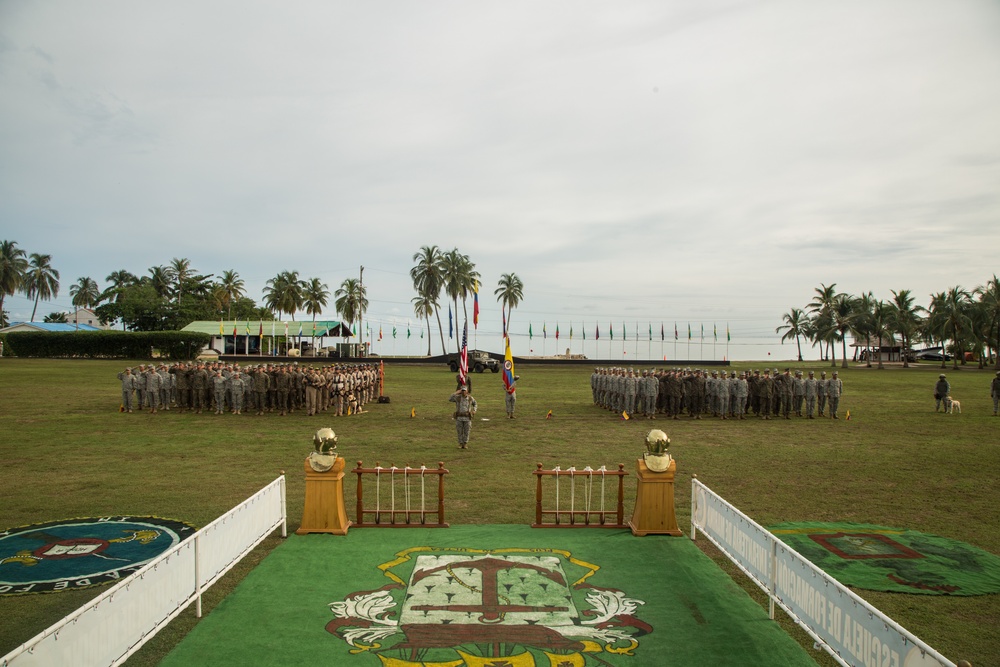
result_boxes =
[546,410,553,420]
[661,323,665,341]
[407,323,411,338]
[543,322,547,339]
[458,321,469,386]
[555,324,559,340]
[233,322,237,337]
[502,336,515,394]
[473,281,480,329]
[701,323,704,341]
[502,311,507,338]
[392,325,397,339]
[688,323,691,340]
[379,325,383,341]
[622,322,626,340]
[420,329,424,339]
[529,323,533,340]
[313,321,317,338]
[714,323,717,341]
[727,324,731,342]
[245,321,251,336]
[569,325,573,340]
[410,407,416,418]
[610,323,614,341]
[219,319,224,335]
[595,324,600,340]
[649,323,653,341]
[259,320,263,337]
[846,410,851,420]
[284,322,289,338]
[621,410,629,421]
[675,323,678,341]
[448,305,453,339]
[298,322,303,338]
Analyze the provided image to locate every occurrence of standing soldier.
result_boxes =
[804,371,818,419]
[191,362,209,414]
[158,365,172,411]
[828,371,843,419]
[212,370,227,414]
[449,384,478,449]
[117,367,136,413]
[778,368,793,419]
[135,364,147,409]
[733,371,748,420]
[275,366,291,416]
[144,366,161,413]
[934,374,951,412]
[228,371,246,415]
[252,367,270,416]
[792,371,805,417]
[758,369,774,420]
[817,371,828,417]
[172,363,191,413]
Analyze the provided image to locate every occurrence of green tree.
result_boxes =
[888,289,922,368]
[869,299,893,369]
[69,276,101,330]
[23,253,60,322]
[304,277,330,348]
[830,293,856,369]
[494,272,524,339]
[852,291,876,367]
[410,245,446,355]
[973,275,1000,370]
[217,269,245,320]
[170,257,192,303]
[335,278,368,348]
[775,307,807,362]
[43,311,68,323]
[0,240,28,324]
[808,282,838,361]
[147,265,173,299]
[411,293,435,356]
[439,248,479,351]
[262,271,305,320]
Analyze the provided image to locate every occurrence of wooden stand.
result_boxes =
[628,457,682,536]
[296,455,352,535]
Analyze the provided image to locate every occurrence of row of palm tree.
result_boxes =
[1,240,61,325]
[409,245,525,356]
[777,278,1000,369]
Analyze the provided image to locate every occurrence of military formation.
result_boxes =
[590,367,845,420]
[116,362,382,416]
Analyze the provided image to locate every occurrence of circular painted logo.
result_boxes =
[0,516,195,595]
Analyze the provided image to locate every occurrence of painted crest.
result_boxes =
[326,546,651,666]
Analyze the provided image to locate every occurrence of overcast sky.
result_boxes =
[2,0,998,361]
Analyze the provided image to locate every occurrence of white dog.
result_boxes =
[947,398,962,414]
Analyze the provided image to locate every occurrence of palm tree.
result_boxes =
[217,269,246,320]
[775,307,807,361]
[412,294,435,356]
[147,266,173,298]
[439,248,477,353]
[494,272,525,338]
[830,293,856,369]
[262,271,305,320]
[303,277,330,347]
[170,257,192,303]
[889,289,922,368]
[808,283,838,361]
[926,291,950,369]
[69,277,101,329]
[974,276,1000,370]
[852,292,876,367]
[23,253,60,322]
[410,245,446,354]
[335,278,368,347]
[0,240,28,324]
[941,286,974,369]
[869,300,893,369]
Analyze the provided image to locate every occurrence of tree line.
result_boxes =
[0,240,524,358]
[776,280,1000,370]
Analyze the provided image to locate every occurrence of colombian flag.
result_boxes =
[473,280,480,329]
[502,336,516,394]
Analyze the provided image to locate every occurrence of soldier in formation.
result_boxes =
[116,361,382,418]
[590,367,846,421]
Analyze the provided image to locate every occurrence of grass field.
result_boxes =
[1,358,998,666]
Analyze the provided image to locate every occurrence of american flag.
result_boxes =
[459,322,469,386]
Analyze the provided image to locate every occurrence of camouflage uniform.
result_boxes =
[449,388,477,448]
[117,368,136,412]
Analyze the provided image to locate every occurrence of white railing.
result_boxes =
[690,478,956,667]
[1,476,286,667]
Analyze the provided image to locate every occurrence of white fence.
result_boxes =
[1,476,286,667]
[690,479,955,667]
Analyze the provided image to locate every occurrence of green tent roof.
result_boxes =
[181,321,353,337]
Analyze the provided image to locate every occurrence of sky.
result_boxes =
[2,0,999,362]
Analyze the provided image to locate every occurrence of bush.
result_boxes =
[0,331,211,360]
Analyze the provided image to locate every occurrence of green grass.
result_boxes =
[1,359,998,666]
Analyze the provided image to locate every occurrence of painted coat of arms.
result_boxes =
[326,546,651,666]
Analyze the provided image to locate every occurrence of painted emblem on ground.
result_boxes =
[771,522,1000,596]
[0,516,195,595]
[327,546,651,666]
